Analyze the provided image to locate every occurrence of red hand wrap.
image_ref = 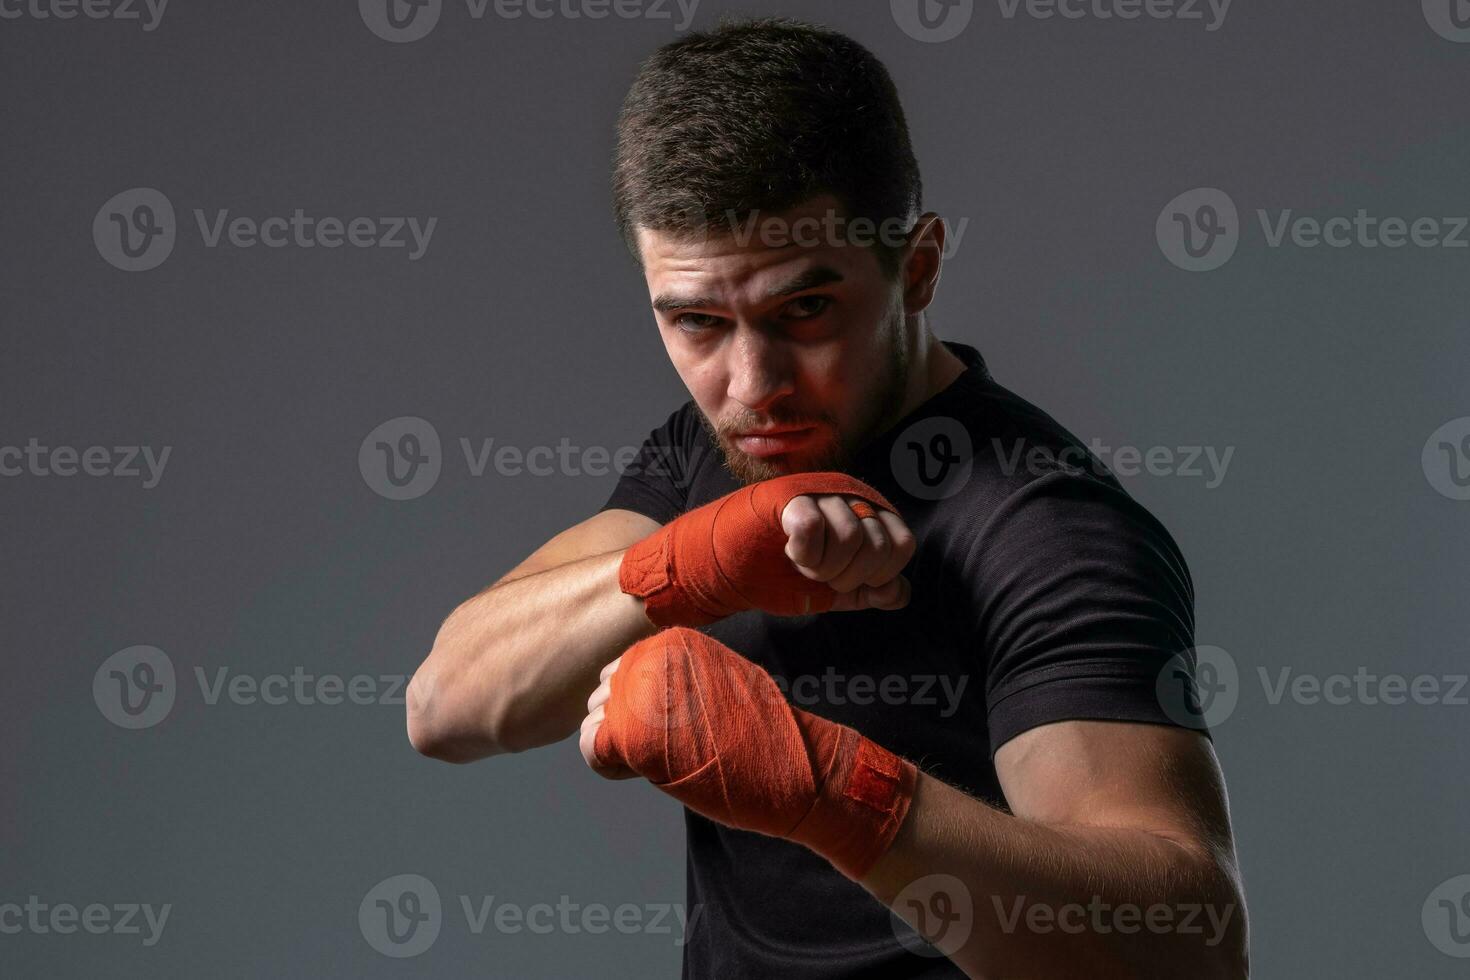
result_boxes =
[618,472,899,628]
[593,627,917,881]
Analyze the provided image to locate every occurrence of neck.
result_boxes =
[893,322,967,424]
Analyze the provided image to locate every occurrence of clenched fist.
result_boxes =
[618,472,917,628]
[579,627,917,881]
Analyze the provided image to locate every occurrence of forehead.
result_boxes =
[635,196,882,301]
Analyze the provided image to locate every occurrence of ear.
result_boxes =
[899,212,947,316]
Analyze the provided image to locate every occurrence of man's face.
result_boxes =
[636,195,911,484]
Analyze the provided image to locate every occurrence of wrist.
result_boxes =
[789,712,918,881]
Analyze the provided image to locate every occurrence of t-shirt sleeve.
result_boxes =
[597,403,699,526]
[969,470,1206,755]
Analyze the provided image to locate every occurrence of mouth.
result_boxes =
[730,426,818,458]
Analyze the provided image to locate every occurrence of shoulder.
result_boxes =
[891,374,1190,586]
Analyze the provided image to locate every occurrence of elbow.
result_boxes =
[1213,899,1250,979]
[1199,930,1249,980]
[405,666,508,764]
[1198,854,1250,980]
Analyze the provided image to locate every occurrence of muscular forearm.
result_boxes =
[407,550,655,762]
[861,774,1248,979]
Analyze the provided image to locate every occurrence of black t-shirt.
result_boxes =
[598,340,1203,978]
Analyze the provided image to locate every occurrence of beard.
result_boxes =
[697,303,911,486]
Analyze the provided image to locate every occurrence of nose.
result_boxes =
[724,324,795,414]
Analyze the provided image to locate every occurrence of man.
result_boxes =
[407,16,1248,978]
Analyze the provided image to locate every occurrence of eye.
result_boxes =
[783,295,831,320]
[673,312,723,333]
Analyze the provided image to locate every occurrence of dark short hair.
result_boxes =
[612,16,923,278]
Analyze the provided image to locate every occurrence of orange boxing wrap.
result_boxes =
[593,627,917,881]
[618,472,900,628]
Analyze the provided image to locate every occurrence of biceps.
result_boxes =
[994,720,1234,850]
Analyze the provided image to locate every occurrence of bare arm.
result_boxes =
[860,721,1249,979]
[412,489,913,763]
[406,508,661,762]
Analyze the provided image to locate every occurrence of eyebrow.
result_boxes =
[651,266,846,314]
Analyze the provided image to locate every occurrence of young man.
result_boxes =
[408,17,1248,978]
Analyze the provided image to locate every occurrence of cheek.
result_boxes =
[670,357,728,424]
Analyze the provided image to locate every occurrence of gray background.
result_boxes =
[2,0,1468,975]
